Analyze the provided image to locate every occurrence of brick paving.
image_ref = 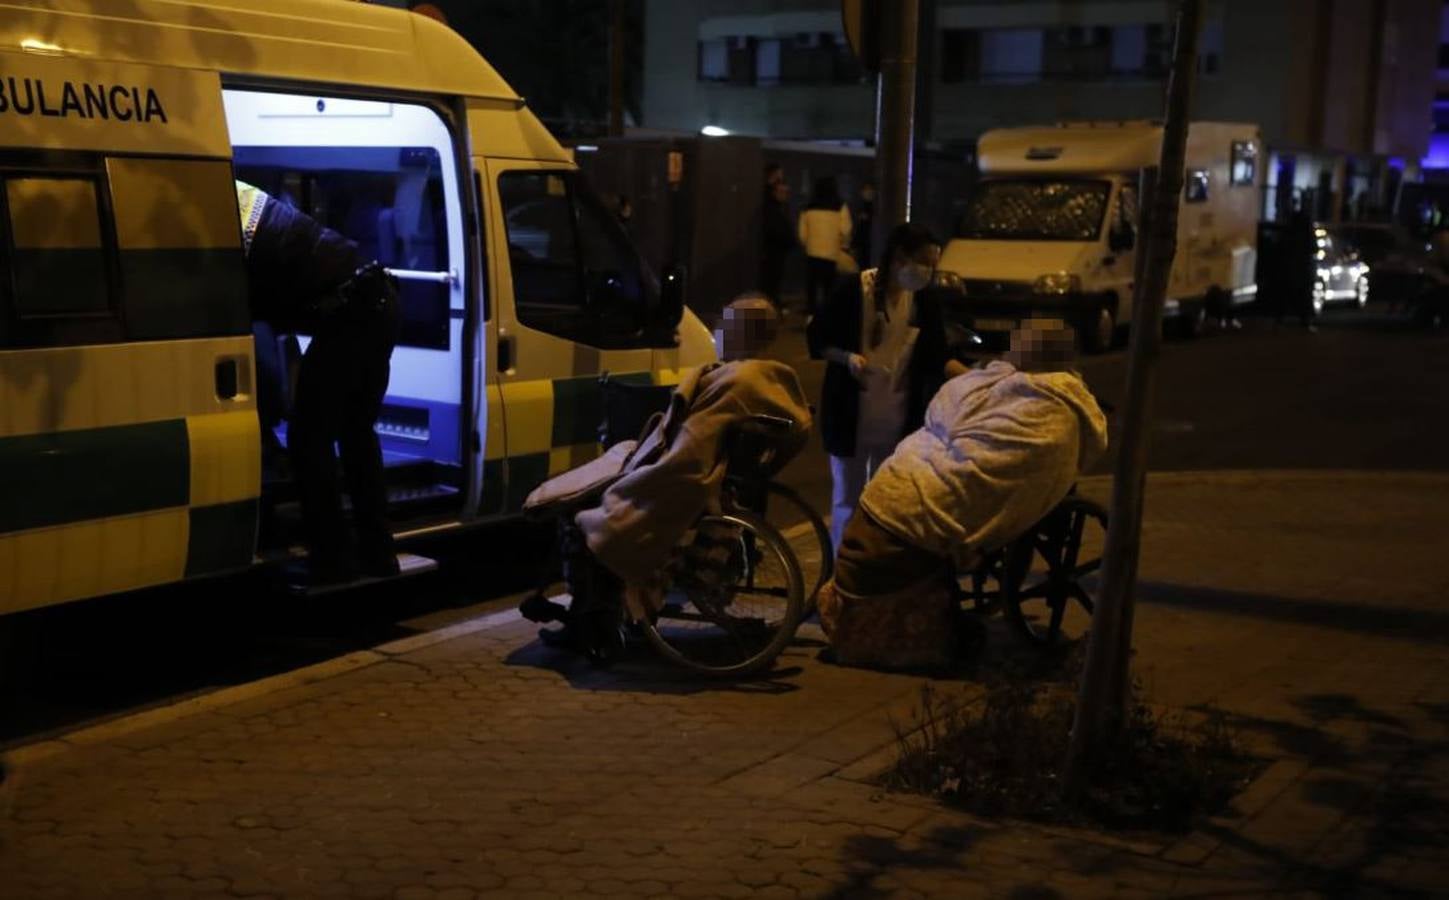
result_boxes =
[2,471,1447,899]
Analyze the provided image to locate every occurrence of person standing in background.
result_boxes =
[759,164,796,313]
[799,176,852,319]
[808,222,967,548]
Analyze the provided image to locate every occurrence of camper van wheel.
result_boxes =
[1081,307,1116,354]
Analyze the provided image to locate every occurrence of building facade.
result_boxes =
[644,0,1442,220]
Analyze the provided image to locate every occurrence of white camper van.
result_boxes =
[0,1,715,616]
[940,121,1263,351]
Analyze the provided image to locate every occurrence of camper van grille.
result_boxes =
[963,278,1031,298]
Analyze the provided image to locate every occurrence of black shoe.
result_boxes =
[520,593,570,624]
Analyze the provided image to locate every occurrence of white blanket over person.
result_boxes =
[859,360,1109,568]
[526,359,812,585]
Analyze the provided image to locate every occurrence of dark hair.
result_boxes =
[875,221,940,303]
[808,176,842,210]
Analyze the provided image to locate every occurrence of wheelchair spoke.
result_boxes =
[1047,598,1067,640]
[1063,511,1087,570]
[1071,585,1095,613]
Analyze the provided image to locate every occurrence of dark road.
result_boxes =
[3,304,1445,744]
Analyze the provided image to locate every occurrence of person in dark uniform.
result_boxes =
[759,164,796,312]
[1280,206,1320,333]
[236,181,401,585]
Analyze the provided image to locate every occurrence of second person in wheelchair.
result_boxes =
[819,318,1109,670]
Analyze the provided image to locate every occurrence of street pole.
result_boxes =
[872,0,919,253]
[1064,0,1202,791]
[608,0,626,137]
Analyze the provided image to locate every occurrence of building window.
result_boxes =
[1185,169,1210,203]
[1231,141,1258,186]
[699,38,729,82]
[940,28,980,84]
[698,37,756,84]
[979,28,1044,83]
[1043,25,1111,80]
[756,38,782,86]
[778,31,859,84]
[1199,18,1224,76]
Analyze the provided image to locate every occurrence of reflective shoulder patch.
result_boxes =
[234,180,269,257]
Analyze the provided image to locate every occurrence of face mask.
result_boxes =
[894,263,933,293]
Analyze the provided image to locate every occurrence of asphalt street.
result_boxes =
[1,303,1444,744]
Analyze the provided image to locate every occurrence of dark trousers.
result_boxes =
[289,301,400,574]
[805,256,837,317]
[759,254,787,309]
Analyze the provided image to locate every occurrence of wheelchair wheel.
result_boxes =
[1002,496,1108,647]
[762,482,833,612]
[643,511,805,677]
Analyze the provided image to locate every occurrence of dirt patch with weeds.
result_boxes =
[883,643,1260,833]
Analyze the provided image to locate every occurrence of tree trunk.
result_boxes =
[1064,0,1203,792]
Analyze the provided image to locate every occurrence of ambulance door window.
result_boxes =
[0,164,124,348]
[499,171,584,331]
[499,170,650,349]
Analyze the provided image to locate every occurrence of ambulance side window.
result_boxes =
[499,170,649,348]
[0,167,125,348]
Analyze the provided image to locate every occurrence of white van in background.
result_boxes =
[940,121,1263,351]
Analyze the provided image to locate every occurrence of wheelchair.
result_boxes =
[955,489,1109,647]
[597,375,834,607]
[519,378,809,677]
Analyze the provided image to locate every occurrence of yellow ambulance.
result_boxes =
[0,1,716,615]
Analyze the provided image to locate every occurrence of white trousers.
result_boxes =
[829,441,897,549]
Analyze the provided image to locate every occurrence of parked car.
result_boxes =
[1311,226,1370,313]
[1329,222,1433,310]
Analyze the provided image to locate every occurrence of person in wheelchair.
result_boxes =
[522,294,812,655]
[819,318,1109,670]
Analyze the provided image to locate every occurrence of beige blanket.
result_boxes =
[576,359,812,582]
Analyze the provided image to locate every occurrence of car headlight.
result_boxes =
[1032,272,1081,294]
[932,270,965,293]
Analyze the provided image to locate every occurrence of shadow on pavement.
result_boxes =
[1189,694,1449,898]
[501,639,806,696]
[1137,581,1449,644]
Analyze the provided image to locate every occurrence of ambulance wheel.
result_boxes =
[1080,307,1116,354]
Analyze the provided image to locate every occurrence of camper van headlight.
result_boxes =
[1032,273,1081,295]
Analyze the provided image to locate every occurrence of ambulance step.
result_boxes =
[287,553,439,597]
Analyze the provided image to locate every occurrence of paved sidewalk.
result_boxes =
[3,471,1448,899]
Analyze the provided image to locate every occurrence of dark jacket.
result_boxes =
[761,193,796,261]
[245,193,365,334]
[807,272,949,458]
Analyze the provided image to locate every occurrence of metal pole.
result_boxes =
[872,0,919,256]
